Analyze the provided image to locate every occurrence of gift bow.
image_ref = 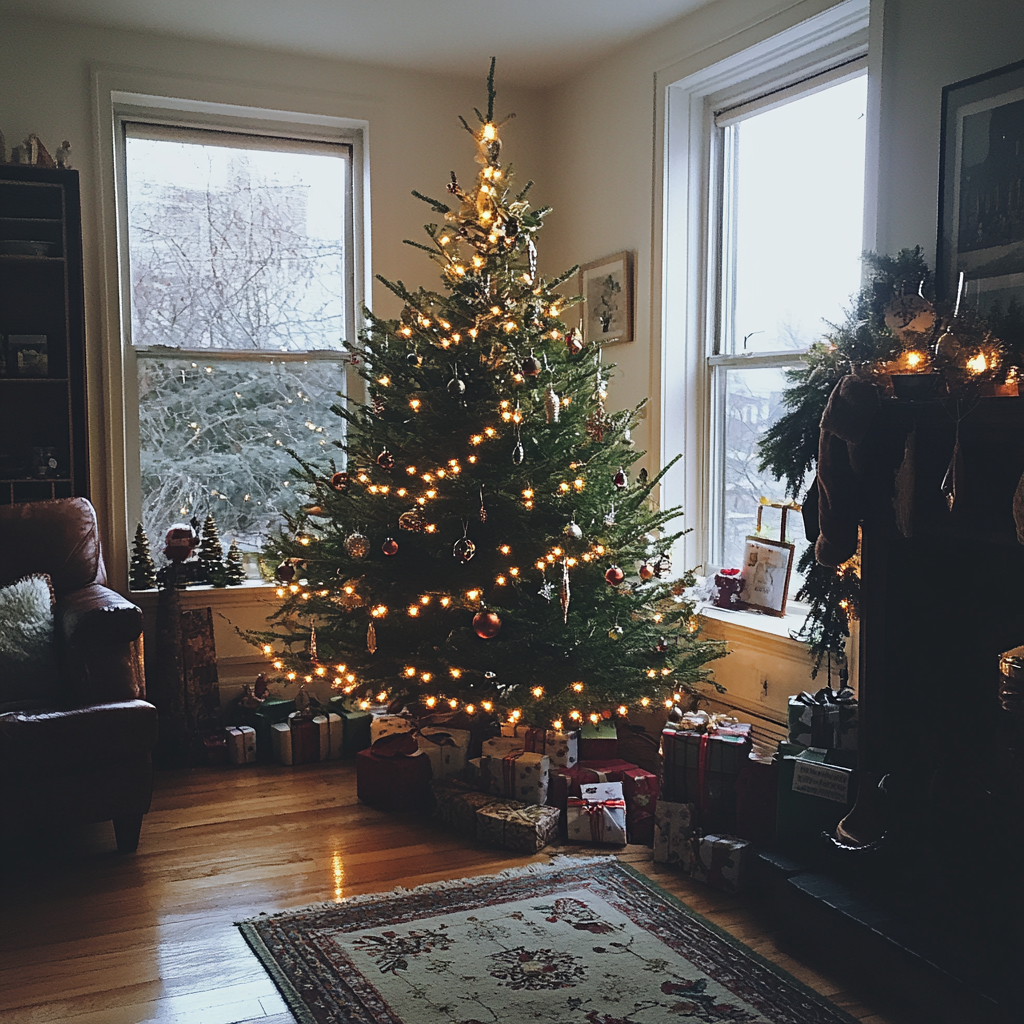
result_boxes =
[370,732,419,758]
[796,686,857,707]
[676,711,741,734]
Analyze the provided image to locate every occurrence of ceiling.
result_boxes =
[0,0,714,86]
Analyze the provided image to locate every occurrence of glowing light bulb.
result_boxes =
[572,682,584,693]
[425,696,437,708]
[376,691,388,702]
[449,667,462,678]
[500,545,511,555]
[569,710,582,721]
[422,672,432,682]
[408,606,419,617]
[449,698,459,709]
[553,719,564,731]
[466,704,476,714]
[405,667,416,677]
[967,352,988,373]
[641,697,651,707]
[273,660,283,670]
[482,701,494,712]
[316,666,326,676]
[589,713,600,724]
[531,686,544,698]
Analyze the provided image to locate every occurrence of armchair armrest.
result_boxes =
[57,584,143,647]
[56,585,146,705]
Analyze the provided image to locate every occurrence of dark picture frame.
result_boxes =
[577,250,634,345]
[938,58,1024,313]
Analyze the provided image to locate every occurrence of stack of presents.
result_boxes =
[656,685,858,891]
[214,682,857,889]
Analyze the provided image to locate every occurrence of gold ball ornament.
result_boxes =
[344,532,370,559]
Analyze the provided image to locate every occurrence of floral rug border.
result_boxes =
[238,855,857,1024]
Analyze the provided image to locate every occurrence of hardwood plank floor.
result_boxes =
[0,761,907,1024]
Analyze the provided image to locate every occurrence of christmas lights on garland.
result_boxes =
[757,247,1024,677]
[244,61,727,724]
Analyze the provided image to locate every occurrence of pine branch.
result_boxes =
[411,190,451,214]
[486,56,496,122]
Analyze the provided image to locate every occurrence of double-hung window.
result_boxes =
[659,0,870,589]
[709,67,868,572]
[119,119,360,571]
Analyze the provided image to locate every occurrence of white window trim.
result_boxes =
[653,0,869,607]
[91,65,373,587]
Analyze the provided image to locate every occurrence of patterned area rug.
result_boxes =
[239,857,854,1024]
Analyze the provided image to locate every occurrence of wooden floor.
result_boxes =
[0,761,907,1024]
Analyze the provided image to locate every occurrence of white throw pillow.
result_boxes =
[0,573,60,712]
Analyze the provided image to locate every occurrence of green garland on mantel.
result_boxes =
[756,247,1024,677]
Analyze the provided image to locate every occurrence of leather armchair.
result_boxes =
[0,498,158,852]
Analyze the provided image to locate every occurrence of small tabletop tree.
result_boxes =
[250,64,724,726]
[129,522,158,591]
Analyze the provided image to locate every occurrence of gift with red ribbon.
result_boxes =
[662,720,752,833]
[356,731,432,812]
[547,759,659,844]
[566,781,628,845]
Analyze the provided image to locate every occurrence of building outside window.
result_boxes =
[121,123,357,568]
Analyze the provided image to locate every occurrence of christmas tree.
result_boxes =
[225,540,246,586]
[250,63,725,725]
[129,522,157,590]
[198,512,227,587]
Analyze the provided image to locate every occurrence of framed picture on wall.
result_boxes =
[738,536,795,617]
[578,251,634,345]
[938,58,1024,313]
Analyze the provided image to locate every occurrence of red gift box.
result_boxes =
[290,716,321,765]
[548,759,659,845]
[356,747,432,812]
[734,755,778,845]
[203,733,228,766]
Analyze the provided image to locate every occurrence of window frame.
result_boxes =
[654,0,870,586]
[107,92,369,567]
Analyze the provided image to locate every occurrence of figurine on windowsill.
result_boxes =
[712,568,744,609]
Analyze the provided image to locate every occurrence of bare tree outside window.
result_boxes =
[124,128,350,560]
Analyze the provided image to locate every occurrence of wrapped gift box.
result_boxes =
[432,780,499,836]
[327,696,372,756]
[289,713,322,765]
[548,760,659,845]
[225,725,256,764]
[417,726,471,780]
[579,720,618,761]
[787,689,858,751]
[481,735,526,758]
[776,746,857,851]
[472,751,549,805]
[422,708,499,759]
[691,834,752,892]
[566,781,628,845]
[522,727,578,768]
[356,746,432,812]
[231,698,295,761]
[271,721,293,765]
[371,713,415,743]
[203,732,228,766]
[653,800,697,869]
[661,722,752,833]
[735,755,778,845]
[476,799,561,853]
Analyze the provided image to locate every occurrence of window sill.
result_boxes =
[129,580,280,609]
[698,602,809,648]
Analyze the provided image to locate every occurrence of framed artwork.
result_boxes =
[938,58,1024,313]
[578,250,634,345]
[738,537,795,617]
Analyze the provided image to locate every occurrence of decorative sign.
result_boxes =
[791,759,851,804]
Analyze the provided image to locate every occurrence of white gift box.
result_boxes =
[312,714,330,761]
[225,725,256,765]
[271,722,292,765]
[326,712,344,759]
[567,781,627,845]
[653,800,697,868]
[370,714,415,743]
[417,726,471,780]
[477,751,549,806]
[522,727,578,768]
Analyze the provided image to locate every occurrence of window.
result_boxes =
[658,0,870,588]
[120,120,360,567]
[710,70,867,571]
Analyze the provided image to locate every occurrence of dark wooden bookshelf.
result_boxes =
[0,165,88,505]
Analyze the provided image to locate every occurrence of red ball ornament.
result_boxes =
[605,565,625,586]
[381,537,399,556]
[275,561,295,583]
[330,471,349,492]
[472,609,502,639]
[377,448,395,471]
[522,354,542,377]
[613,468,628,489]
[601,709,613,719]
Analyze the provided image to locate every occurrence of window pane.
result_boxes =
[125,132,347,351]
[720,366,800,571]
[137,356,344,553]
[725,74,867,353]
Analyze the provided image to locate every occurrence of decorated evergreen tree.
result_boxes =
[249,64,725,725]
[198,512,227,587]
[225,540,246,586]
[129,522,157,591]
